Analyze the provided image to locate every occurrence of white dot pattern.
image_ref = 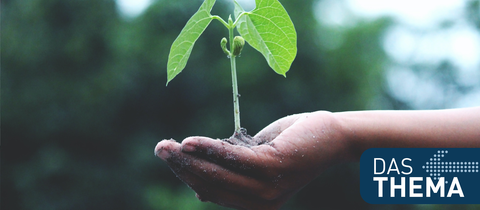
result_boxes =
[422,150,479,179]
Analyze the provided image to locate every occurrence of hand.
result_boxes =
[155,111,351,210]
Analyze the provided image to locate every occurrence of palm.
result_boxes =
[155,111,348,210]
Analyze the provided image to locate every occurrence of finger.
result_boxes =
[254,113,304,140]
[154,139,180,161]
[156,138,278,199]
[169,162,284,210]
[154,140,216,195]
[171,144,283,201]
[181,137,279,173]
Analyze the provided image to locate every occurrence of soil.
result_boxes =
[223,128,267,147]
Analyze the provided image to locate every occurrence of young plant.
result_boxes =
[166,0,297,141]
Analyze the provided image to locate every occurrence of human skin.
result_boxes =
[154,107,480,210]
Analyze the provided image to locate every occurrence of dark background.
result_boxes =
[2,0,480,209]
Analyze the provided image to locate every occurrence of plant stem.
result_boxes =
[229,25,241,133]
[212,15,229,28]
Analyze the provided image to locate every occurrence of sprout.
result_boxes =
[166,0,297,133]
[221,37,230,56]
[232,36,245,56]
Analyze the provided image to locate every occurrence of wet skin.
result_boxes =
[155,107,480,210]
[155,111,349,210]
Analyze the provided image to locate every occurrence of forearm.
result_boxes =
[334,107,480,160]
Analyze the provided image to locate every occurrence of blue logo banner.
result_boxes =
[360,148,480,204]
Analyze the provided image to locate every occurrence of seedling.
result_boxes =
[166,0,297,143]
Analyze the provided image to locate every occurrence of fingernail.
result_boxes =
[155,148,170,160]
[182,144,196,152]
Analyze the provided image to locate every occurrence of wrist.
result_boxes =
[307,111,357,163]
[332,111,362,162]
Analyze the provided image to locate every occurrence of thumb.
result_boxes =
[254,113,304,141]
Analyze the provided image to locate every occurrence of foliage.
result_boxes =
[166,0,216,85]
[234,0,297,76]
[167,0,297,83]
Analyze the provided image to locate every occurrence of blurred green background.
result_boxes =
[2,0,480,209]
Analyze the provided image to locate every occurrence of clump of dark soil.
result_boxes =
[223,128,267,147]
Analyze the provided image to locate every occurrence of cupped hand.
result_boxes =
[155,111,352,210]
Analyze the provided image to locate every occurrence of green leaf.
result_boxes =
[166,0,216,85]
[234,0,297,77]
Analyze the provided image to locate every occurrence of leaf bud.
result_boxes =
[228,15,234,26]
[220,37,230,56]
[232,36,245,57]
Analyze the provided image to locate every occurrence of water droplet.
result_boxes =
[302,155,304,157]
[295,149,298,152]
[280,161,282,163]
[312,136,316,139]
